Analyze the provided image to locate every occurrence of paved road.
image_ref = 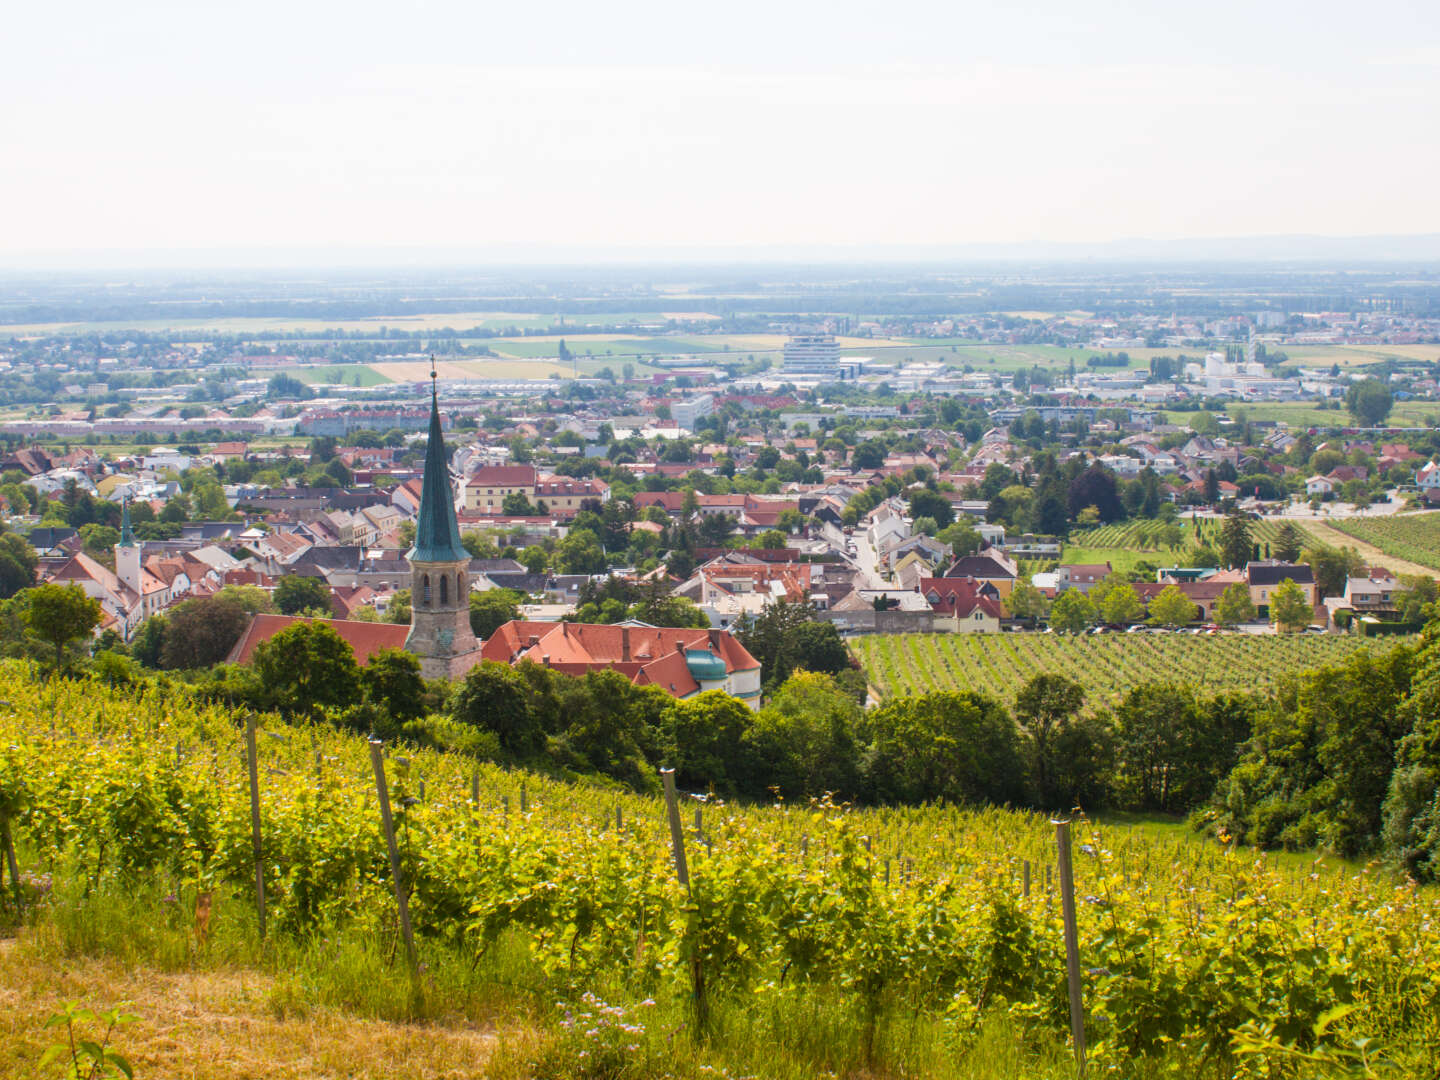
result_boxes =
[849,531,885,590]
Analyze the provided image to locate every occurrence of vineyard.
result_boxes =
[2,664,1439,1076]
[1066,517,1316,554]
[852,632,1382,704]
[1326,511,1440,571]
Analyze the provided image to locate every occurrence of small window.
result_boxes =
[440,576,449,605]
[422,574,431,606]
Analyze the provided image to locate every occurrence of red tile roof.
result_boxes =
[480,620,758,700]
[225,614,409,666]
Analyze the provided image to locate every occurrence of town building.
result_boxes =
[480,621,762,708]
[405,373,483,679]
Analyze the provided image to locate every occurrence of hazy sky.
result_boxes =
[6,0,1440,261]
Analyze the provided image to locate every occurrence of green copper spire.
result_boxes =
[408,364,468,564]
[119,494,136,547]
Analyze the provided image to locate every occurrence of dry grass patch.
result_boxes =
[0,940,511,1080]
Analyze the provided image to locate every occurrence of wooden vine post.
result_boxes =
[1,817,22,911]
[660,768,704,1025]
[369,739,420,986]
[244,713,266,937]
[1054,819,1087,1076]
[660,769,689,888]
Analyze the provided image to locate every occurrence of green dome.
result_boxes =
[685,648,727,681]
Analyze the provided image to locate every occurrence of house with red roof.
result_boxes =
[225,614,409,667]
[481,621,761,707]
[919,576,1004,632]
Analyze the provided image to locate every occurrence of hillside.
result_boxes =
[2,665,1439,1077]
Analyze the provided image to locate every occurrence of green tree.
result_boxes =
[502,492,535,515]
[1395,575,1439,623]
[1100,582,1145,625]
[469,588,521,638]
[662,690,756,794]
[1345,378,1394,426]
[1273,522,1304,563]
[252,621,361,715]
[907,489,955,528]
[21,583,102,669]
[1049,589,1096,633]
[556,531,606,574]
[130,614,168,668]
[213,584,276,614]
[862,690,1025,806]
[756,528,788,550]
[1113,683,1219,813]
[521,546,549,575]
[1014,673,1085,808]
[1269,578,1312,632]
[744,671,861,799]
[1214,581,1257,627]
[1005,579,1049,624]
[274,575,333,616]
[1147,584,1196,627]
[1304,544,1364,597]
[0,533,37,600]
[451,660,540,756]
[360,647,426,724]
[78,523,120,557]
[936,518,981,557]
[160,596,250,669]
[1219,510,1254,569]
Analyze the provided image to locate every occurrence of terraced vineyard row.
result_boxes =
[1326,511,1440,571]
[852,632,1384,705]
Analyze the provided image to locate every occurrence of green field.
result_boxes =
[1325,511,1440,571]
[1224,400,1440,429]
[280,364,393,386]
[853,632,1382,706]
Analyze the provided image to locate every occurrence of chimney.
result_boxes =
[622,627,630,663]
[528,634,540,647]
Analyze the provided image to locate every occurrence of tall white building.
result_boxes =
[672,394,715,431]
[783,334,842,377]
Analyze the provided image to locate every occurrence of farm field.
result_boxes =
[1325,511,1440,571]
[365,358,656,381]
[280,364,393,386]
[3,668,1438,1078]
[1224,400,1440,429]
[852,632,1387,706]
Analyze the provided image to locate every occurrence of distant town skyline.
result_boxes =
[6,0,1439,259]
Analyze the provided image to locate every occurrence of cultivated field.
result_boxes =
[1057,519,1317,572]
[1325,511,1440,571]
[3,668,1438,1077]
[852,632,1383,705]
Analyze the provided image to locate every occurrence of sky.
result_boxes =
[5,0,1440,264]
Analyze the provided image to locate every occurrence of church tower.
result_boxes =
[405,368,482,680]
[115,495,141,596]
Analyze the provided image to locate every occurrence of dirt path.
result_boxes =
[1301,520,1437,577]
[0,943,504,1080]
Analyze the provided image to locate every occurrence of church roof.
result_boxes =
[408,372,469,565]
